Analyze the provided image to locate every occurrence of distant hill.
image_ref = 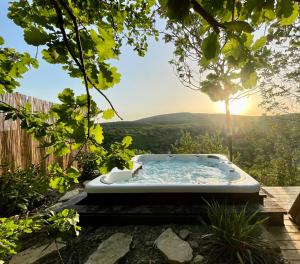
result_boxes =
[102,112,300,152]
[104,112,262,127]
[136,112,261,125]
[102,112,265,153]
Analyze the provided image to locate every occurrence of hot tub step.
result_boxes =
[259,198,287,226]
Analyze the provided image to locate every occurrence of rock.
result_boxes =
[58,188,82,202]
[9,241,65,264]
[155,228,193,264]
[85,233,132,264]
[179,229,191,240]
[192,255,204,264]
[189,240,199,249]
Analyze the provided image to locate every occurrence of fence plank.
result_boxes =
[0,93,73,174]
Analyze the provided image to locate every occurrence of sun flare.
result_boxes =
[216,98,249,115]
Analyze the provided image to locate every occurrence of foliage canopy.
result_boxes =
[0,0,158,259]
[161,0,299,102]
[0,0,158,192]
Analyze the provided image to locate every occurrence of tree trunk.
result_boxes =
[225,97,233,161]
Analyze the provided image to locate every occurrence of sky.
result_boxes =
[0,1,262,121]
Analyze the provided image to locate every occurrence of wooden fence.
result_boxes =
[0,93,71,174]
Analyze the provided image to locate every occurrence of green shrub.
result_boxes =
[46,209,81,240]
[0,216,41,260]
[171,130,228,155]
[202,202,282,264]
[0,165,49,217]
[0,209,80,261]
[77,152,100,181]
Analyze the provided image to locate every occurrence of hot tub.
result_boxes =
[85,154,260,194]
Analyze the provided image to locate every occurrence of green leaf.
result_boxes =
[201,33,220,60]
[222,38,241,59]
[50,50,59,60]
[200,80,225,101]
[163,0,191,21]
[241,64,257,88]
[92,124,104,144]
[61,209,69,217]
[58,88,75,104]
[55,143,71,156]
[0,36,4,45]
[242,33,253,48]
[159,0,168,7]
[263,9,276,20]
[90,28,115,60]
[276,0,294,18]
[252,36,267,51]
[24,27,52,46]
[199,56,210,68]
[102,109,115,120]
[42,49,61,64]
[49,177,61,190]
[122,136,133,147]
[76,94,88,106]
[17,203,27,212]
[67,167,80,174]
[24,102,31,112]
[0,104,13,112]
[280,3,299,25]
[244,71,257,88]
[31,59,39,69]
[224,21,254,33]
[72,124,86,143]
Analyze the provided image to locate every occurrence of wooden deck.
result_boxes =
[263,187,300,263]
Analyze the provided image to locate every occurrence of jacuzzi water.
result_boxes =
[85,154,260,193]
[126,159,240,184]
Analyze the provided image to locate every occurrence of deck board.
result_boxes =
[264,187,300,262]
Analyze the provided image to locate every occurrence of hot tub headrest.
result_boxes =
[101,168,132,184]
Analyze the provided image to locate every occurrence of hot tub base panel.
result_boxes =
[81,192,264,205]
[58,191,286,226]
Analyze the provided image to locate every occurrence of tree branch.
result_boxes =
[232,0,236,21]
[191,0,225,34]
[56,0,91,139]
[51,0,122,120]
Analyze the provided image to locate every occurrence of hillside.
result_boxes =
[136,112,260,125]
[102,112,264,153]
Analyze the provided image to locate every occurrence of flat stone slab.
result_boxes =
[155,228,193,264]
[85,233,132,264]
[59,188,82,202]
[9,241,65,264]
[47,202,63,211]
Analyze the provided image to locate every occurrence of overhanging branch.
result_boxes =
[191,0,225,34]
[51,0,122,120]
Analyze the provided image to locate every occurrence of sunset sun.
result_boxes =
[216,98,249,115]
